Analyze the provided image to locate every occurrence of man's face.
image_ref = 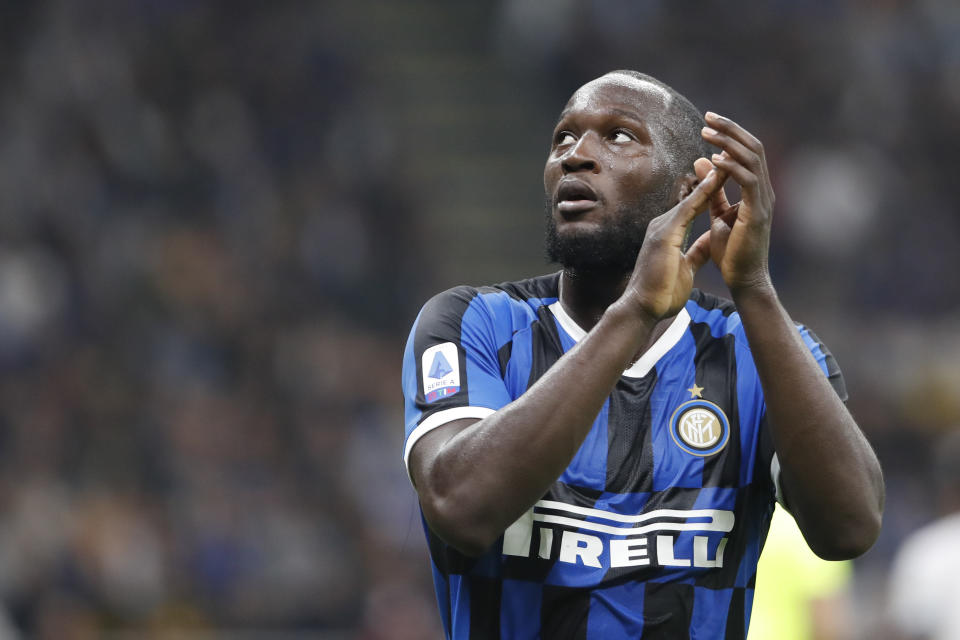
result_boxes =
[544,74,677,272]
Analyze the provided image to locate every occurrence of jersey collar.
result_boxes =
[548,302,691,379]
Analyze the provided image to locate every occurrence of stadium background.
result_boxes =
[0,1,956,637]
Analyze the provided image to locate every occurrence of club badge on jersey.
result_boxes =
[670,385,730,457]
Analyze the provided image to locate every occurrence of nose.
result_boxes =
[561,133,598,174]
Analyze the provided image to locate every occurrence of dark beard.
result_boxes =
[544,187,674,273]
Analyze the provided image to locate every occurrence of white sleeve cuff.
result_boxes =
[404,406,497,481]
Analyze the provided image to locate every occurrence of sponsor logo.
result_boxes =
[670,399,730,457]
[422,342,460,403]
[503,500,733,569]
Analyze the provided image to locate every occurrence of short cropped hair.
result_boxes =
[606,70,712,178]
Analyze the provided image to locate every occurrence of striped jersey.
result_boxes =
[401,272,846,639]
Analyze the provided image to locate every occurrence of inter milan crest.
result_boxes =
[669,384,730,457]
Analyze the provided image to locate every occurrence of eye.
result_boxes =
[555,132,576,147]
[610,130,634,144]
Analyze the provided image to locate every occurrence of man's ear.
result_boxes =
[675,172,699,201]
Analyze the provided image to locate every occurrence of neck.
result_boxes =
[557,267,680,365]
[558,267,632,333]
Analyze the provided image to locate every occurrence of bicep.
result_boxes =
[757,323,849,508]
[409,417,483,492]
[401,288,512,480]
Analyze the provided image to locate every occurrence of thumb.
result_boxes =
[693,157,714,182]
[671,168,720,230]
[685,229,712,274]
[694,156,732,217]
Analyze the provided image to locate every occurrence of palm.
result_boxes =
[625,168,722,320]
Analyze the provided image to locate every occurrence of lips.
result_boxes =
[556,179,599,215]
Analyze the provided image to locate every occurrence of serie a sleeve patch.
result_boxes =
[421,341,461,403]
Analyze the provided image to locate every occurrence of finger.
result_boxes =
[693,157,715,182]
[707,153,764,211]
[712,204,736,236]
[702,126,763,176]
[694,156,733,217]
[704,111,763,156]
[717,201,740,227]
[670,168,720,229]
[684,229,712,273]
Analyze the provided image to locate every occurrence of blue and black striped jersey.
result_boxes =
[401,272,846,639]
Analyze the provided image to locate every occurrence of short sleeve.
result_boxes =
[760,323,848,507]
[401,286,513,478]
[796,324,848,402]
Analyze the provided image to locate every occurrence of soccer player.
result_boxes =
[401,70,884,639]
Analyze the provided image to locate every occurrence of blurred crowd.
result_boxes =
[0,0,957,638]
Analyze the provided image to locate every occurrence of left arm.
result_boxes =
[694,112,884,559]
[733,283,883,559]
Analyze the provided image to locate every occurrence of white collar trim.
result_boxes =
[548,302,691,378]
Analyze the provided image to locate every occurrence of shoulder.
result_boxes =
[419,283,483,318]
[488,271,561,303]
[685,288,746,341]
[689,287,738,315]
[686,287,824,345]
[419,272,561,322]
[686,288,848,400]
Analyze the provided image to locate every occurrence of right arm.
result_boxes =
[407,166,721,556]
[411,303,656,556]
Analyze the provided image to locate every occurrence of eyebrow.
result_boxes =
[555,107,647,128]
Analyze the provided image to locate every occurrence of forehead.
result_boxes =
[560,74,673,122]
